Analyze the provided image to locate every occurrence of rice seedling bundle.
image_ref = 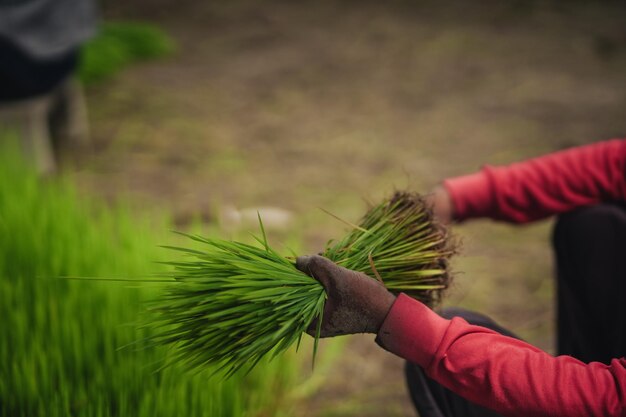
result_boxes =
[323,191,454,305]
[152,229,326,377]
[153,191,454,375]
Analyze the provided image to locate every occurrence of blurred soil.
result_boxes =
[76,1,626,415]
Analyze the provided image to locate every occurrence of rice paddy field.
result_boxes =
[0,143,319,417]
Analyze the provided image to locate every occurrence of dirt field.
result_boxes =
[77,1,626,415]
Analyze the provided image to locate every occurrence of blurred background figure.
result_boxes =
[0,0,97,175]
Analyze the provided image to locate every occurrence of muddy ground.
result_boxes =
[76,1,626,415]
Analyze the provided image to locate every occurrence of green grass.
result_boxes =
[0,140,298,416]
[79,21,175,85]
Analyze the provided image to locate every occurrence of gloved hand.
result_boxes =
[296,255,396,337]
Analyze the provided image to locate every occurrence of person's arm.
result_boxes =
[377,294,626,417]
[441,138,626,223]
[296,256,626,417]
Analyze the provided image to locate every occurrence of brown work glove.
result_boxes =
[296,255,396,337]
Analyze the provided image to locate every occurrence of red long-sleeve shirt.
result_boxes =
[377,139,626,416]
[377,294,626,417]
[444,138,626,223]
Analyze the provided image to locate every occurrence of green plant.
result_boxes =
[79,21,175,85]
[152,229,325,377]
[152,192,454,376]
[324,191,454,305]
[0,139,296,417]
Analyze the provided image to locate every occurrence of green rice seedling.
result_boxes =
[324,191,455,306]
[151,226,326,377]
[153,191,454,376]
[0,137,298,417]
[79,21,175,84]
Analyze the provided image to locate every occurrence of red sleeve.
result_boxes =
[376,294,626,417]
[443,139,626,223]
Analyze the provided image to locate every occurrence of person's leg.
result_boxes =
[0,38,80,175]
[48,76,90,156]
[0,96,56,175]
[405,308,518,417]
[553,203,626,364]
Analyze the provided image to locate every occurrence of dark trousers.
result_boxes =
[0,36,78,102]
[406,203,626,417]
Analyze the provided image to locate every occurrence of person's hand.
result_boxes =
[296,255,396,337]
[426,185,454,224]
